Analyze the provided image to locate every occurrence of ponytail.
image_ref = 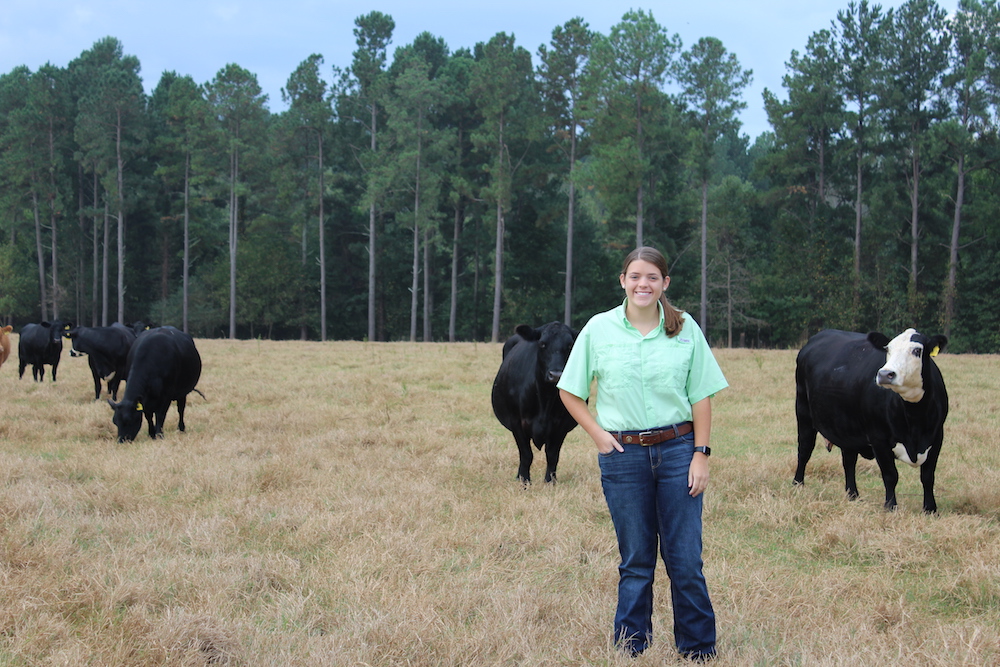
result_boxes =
[660,294,685,338]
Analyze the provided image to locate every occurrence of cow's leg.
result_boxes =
[154,407,170,438]
[919,439,942,514]
[145,412,158,439]
[871,448,899,511]
[792,406,817,486]
[18,359,26,379]
[50,361,58,381]
[90,366,102,400]
[841,449,860,500]
[513,429,534,485]
[543,435,566,484]
[176,396,188,432]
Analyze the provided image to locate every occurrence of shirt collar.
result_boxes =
[618,297,664,336]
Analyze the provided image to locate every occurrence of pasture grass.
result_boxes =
[1,338,998,665]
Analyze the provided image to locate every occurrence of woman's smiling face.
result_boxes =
[620,259,669,309]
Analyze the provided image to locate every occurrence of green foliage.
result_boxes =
[2,5,1000,348]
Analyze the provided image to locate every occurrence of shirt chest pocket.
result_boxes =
[645,344,691,391]
[595,341,691,392]
[594,343,639,392]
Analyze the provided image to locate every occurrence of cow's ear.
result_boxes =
[106,399,117,410]
[515,324,539,341]
[867,332,890,349]
[927,334,947,357]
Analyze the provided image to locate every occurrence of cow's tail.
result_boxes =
[192,388,207,401]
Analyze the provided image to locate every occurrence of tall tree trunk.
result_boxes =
[423,226,432,342]
[92,172,99,326]
[944,154,964,339]
[48,121,59,320]
[318,132,327,342]
[300,221,308,341]
[449,203,461,342]
[368,103,378,342]
[490,119,505,344]
[491,199,504,343]
[700,179,709,328]
[564,123,576,326]
[229,147,239,339]
[77,165,85,325]
[31,187,48,321]
[909,140,920,290]
[726,261,733,348]
[853,144,863,322]
[635,90,644,248]
[116,113,125,324]
[102,201,109,326]
[183,152,190,333]
[410,135,422,342]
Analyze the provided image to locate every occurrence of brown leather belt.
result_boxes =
[612,422,694,446]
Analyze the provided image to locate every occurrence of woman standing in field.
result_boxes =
[558,246,727,662]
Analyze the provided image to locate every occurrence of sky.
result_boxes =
[1,0,959,141]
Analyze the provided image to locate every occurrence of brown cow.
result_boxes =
[0,325,12,370]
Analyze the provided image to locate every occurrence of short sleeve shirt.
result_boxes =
[557,300,728,432]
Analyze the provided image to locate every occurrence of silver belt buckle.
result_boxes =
[639,430,655,445]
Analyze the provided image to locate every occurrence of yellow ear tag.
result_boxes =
[930,346,940,357]
[136,402,144,412]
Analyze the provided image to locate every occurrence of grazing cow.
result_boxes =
[107,326,202,442]
[18,320,73,381]
[0,325,12,370]
[793,328,949,513]
[66,324,137,400]
[491,322,579,484]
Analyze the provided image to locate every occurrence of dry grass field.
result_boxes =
[1,336,998,666]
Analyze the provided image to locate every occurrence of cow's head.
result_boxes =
[515,321,578,384]
[65,326,87,356]
[868,328,947,403]
[108,398,144,442]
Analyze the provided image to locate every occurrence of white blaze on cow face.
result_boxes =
[876,328,926,403]
[892,442,929,467]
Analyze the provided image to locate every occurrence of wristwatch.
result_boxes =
[693,446,711,456]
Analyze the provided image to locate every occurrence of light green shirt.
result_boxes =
[557,300,728,432]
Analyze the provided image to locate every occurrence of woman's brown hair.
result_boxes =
[621,246,685,337]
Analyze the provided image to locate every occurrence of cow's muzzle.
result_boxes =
[876,369,897,385]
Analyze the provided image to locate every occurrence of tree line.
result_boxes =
[2,0,999,352]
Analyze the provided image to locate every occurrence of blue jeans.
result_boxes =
[598,431,716,658]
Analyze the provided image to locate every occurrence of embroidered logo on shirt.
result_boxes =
[678,337,692,344]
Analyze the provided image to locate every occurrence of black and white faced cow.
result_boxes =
[66,324,137,400]
[108,326,202,442]
[18,320,73,382]
[492,322,579,484]
[793,328,949,513]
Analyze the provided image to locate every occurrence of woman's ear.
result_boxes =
[619,274,626,289]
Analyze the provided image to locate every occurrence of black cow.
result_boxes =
[122,321,151,335]
[66,324,137,400]
[793,328,949,513]
[107,326,202,442]
[491,322,579,484]
[18,320,73,382]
